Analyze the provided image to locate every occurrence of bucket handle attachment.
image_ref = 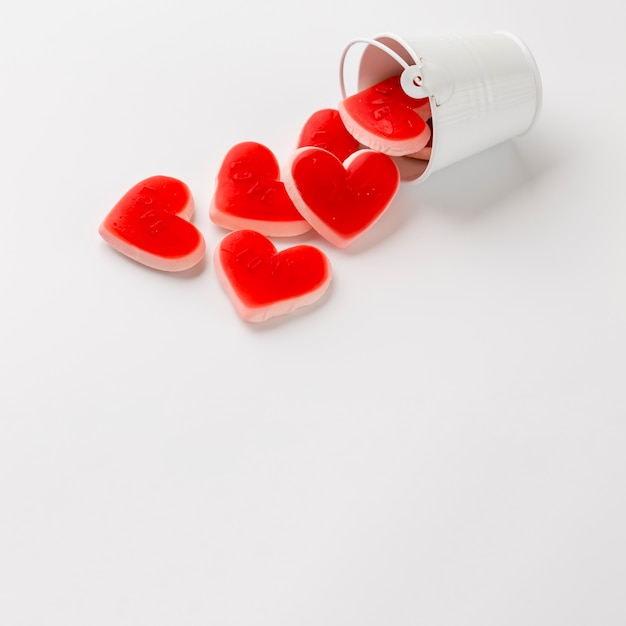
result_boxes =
[339,38,433,101]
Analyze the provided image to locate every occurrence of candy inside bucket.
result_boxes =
[339,31,543,183]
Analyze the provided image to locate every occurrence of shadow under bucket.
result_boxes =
[339,31,543,183]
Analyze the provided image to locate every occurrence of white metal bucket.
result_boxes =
[340,31,543,182]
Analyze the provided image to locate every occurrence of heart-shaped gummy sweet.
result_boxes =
[210,141,311,237]
[283,147,400,248]
[214,229,332,323]
[297,108,361,162]
[98,175,205,272]
[408,118,434,160]
[338,74,431,156]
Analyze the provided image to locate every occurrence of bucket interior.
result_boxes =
[346,31,542,184]
[355,34,437,183]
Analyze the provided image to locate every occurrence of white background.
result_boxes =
[1,0,625,624]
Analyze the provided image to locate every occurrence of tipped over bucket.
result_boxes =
[339,31,543,182]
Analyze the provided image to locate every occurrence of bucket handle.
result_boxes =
[339,38,432,101]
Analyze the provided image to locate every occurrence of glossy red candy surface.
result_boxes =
[210,142,310,237]
[338,74,431,156]
[214,230,332,322]
[284,148,400,248]
[297,108,360,162]
[98,175,205,271]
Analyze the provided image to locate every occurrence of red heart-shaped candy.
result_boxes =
[338,74,431,156]
[297,108,360,162]
[408,118,434,160]
[98,175,205,272]
[210,142,311,237]
[284,147,400,248]
[214,230,332,323]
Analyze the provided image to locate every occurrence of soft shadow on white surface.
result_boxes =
[98,243,209,280]
[342,185,422,254]
[243,277,336,332]
[416,136,558,220]
[176,255,209,279]
[2,2,626,626]
[342,134,559,254]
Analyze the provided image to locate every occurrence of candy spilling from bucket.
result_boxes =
[338,73,432,156]
[99,30,542,322]
[340,30,542,182]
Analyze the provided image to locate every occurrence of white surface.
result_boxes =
[1,1,625,624]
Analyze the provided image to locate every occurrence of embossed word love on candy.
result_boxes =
[210,142,311,238]
[98,175,206,272]
[214,229,332,323]
[338,74,431,157]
